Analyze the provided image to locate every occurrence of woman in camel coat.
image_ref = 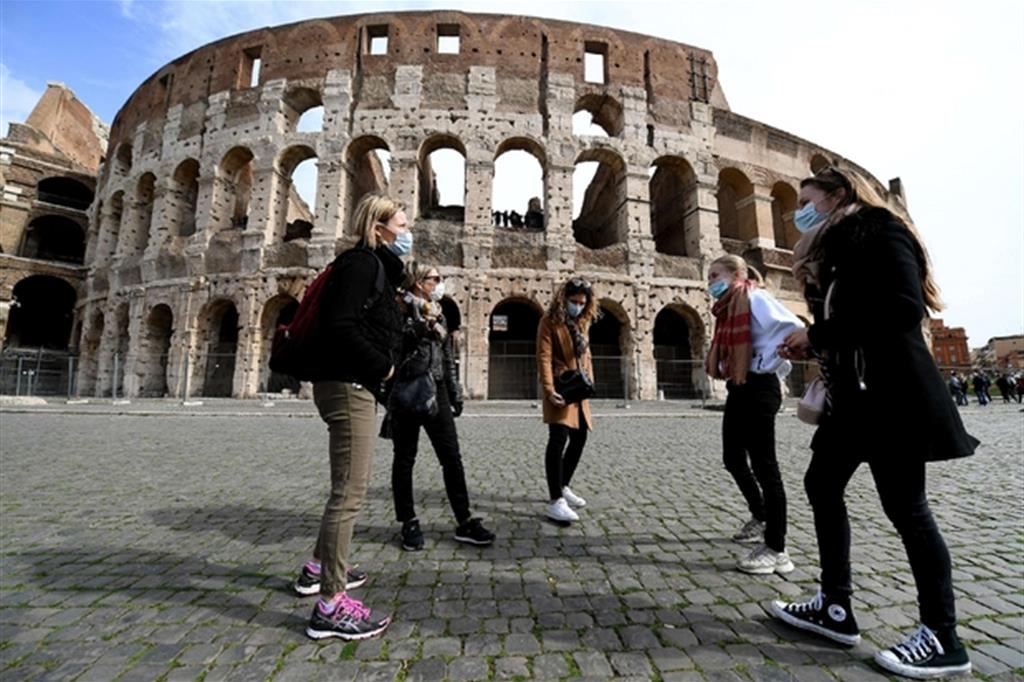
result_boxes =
[536,277,598,523]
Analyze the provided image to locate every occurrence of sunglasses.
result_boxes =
[422,275,441,283]
[566,277,592,294]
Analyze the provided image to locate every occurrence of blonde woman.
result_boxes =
[536,277,598,523]
[773,167,977,678]
[293,193,410,641]
[706,255,803,574]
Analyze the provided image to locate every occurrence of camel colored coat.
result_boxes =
[536,313,594,431]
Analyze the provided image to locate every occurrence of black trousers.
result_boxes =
[722,373,786,551]
[545,405,588,501]
[805,442,956,633]
[391,387,471,524]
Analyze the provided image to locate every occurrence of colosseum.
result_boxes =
[63,10,913,400]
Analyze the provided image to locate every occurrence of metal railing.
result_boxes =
[0,348,79,397]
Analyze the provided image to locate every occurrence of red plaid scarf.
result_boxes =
[706,281,755,384]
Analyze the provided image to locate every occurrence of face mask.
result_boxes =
[429,281,445,302]
[794,201,829,233]
[386,230,413,256]
[708,280,729,300]
[566,302,584,318]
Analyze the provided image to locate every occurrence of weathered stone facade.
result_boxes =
[75,11,912,399]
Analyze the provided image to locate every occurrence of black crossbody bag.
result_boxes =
[554,325,595,404]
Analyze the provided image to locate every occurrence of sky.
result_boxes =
[2,0,1021,345]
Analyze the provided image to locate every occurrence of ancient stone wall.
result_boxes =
[77,11,911,399]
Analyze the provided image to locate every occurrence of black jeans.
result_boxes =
[722,373,786,551]
[545,406,588,501]
[805,443,956,633]
[391,387,471,524]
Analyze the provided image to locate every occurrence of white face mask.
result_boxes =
[428,281,445,302]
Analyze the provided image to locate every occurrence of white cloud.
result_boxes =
[0,64,43,136]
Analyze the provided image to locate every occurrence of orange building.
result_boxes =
[929,318,971,373]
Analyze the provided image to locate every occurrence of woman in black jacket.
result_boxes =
[388,263,494,551]
[772,167,977,679]
[293,193,408,642]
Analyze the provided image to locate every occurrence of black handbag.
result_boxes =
[555,369,595,404]
[390,372,438,417]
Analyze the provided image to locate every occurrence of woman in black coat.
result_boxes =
[771,167,977,679]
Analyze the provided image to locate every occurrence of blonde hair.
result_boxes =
[351,193,404,248]
[802,167,943,312]
[403,261,438,291]
[709,254,763,285]
[547,277,600,331]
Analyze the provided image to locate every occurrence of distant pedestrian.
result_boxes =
[995,374,1013,403]
[972,373,989,406]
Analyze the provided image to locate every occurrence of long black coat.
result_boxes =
[806,207,978,461]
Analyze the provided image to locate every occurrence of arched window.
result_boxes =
[131,172,156,255]
[260,295,300,393]
[488,298,542,399]
[20,215,86,264]
[139,304,173,397]
[170,159,200,237]
[196,299,239,397]
[218,147,255,229]
[36,177,94,211]
[345,136,391,228]
[589,302,629,399]
[653,306,703,398]
[649,156,698,257]
[276,145,318,242]
[492,139,545,230]
[107,191,125,259]
[716,168,756,243]
[113,143,133,176]
[573,149,627,249]
[419,135,465,222]
[771,182,799,250]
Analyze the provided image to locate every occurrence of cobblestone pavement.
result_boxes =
[1,400,1021,681]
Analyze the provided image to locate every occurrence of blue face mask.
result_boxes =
[566,302,584,318]
[794,201,829,233]
[708,280,729,300]
[386,230,413,256]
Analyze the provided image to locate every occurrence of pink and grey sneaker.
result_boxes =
[293,561,368,596]
[305,593,391,641]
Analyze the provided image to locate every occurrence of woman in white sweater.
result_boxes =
[705,254,804,574]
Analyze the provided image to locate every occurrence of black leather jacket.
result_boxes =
[396,304,463,406]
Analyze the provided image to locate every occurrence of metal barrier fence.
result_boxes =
[1,347,821,401]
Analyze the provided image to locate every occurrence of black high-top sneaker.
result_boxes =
[874,625,971,679]
[769,590,861,646]
[454,517,495,546]
[401,518,424,551]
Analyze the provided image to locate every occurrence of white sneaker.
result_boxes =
[737,544,795,575]
[546,498,579,523]
[732,517,765,543]
[562,486,587,508]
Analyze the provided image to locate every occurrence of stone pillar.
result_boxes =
[633,285,657,400]
[121,293,147,398]
[748,184,777,248]
[544,163,576,271]
[624,169,654,280]
[233,289,262,398]
[463,280,491,400]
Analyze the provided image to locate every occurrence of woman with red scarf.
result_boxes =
[706,254,804,575]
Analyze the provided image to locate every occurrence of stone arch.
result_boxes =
[259,294,300,393]
[20,215,86,264]
[717,167,756,242]
[590,299,630,398]
[573,93,624,137]
[418,134,466,221]
[113,143,133,177]
[573,148,627,249]
[345,135,391,229]
[810,153,832,174]
[4,275,77,350]
[275,144,318,242]
[169,158,200,237]
[36,176,94,210]
[138,304,173,397]
[106,190,125,259]
[283,86,324,133]
[195,298,240,397]
[130,172,156,255]
[493,137,547,229]
[217,146,255,230]
[649,155,698,256]
[771,181,799,250]
[488,296,543,399]
[653,303,703,398]
[420,137,466,214]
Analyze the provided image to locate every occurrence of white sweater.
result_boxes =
[748,289,804,377]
